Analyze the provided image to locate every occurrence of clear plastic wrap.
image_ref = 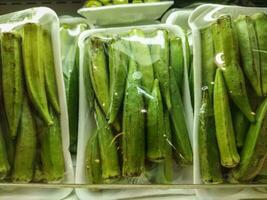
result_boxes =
[189,3,267,200]
[60,16,88,154]
[0,7,73,199]
[76,24,194,199]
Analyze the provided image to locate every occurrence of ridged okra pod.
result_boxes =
[147,79,165,162]
[122,58,145,177]
[12,97,37,183]
[213,16,255,122]
[169,67,192,165]
[42,29,60,114]
[150,29,171,110]
[234,15,262,96]
[229,98,267,182]
[85,130,102,184]
[108,37,128,124]
[214,69,240,168]
[21,23,52,125]
[88,37,110,115]
[170,36,184,92]
[129,29,154,93]
[95,102,120,182]
[39,108,65,183]
[251,13,267,96]
[199,88,223,183]
[0,122,10,180]
[1,32,24,138]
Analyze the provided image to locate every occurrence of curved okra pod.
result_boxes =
[122,58,145,177]
[42,30,60,114]
[229,98,267,182]
[1,32,24,138]
[213,16,255,122]
[214,69,240,168]
[21,23,53,125]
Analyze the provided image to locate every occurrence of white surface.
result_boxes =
[76,23,194,200]
[0,7,73,200]
[188,3,267,200]
[77,2,173,26]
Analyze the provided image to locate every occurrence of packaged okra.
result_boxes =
[76,24,194,199]
[60,16,88,154]
[189,4,267,200]
[0,7,73,199]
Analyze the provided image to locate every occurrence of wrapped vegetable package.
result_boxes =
[76,24,194,199]
[0,7,73,199]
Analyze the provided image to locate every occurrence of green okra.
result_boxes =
[88,37,110,115]
[147,79,165,162]
[229,98,267,182]
[150,29,171,110]
[42,30,60,114]
[213,16,255,122]
[169,67,192,165]
[95,102,120,182]
[201,26,216,102]
[199,87,223,184]
[122,58,145,177]
[235,15,262,97]
[84,39,95,112]
[21,23,53,125]
[232,107,249,148]
[214,69,240,168]
[108,38,128,124]
[113,0,128,4]
[0,122,10,180]
[1,32,24,138]
[12,97,37,183]
[129,29,154,93]
[33,155,44,183]
[170,36,184,92]
[39,108,65,183]
[85,130,102,184]
[251,13,267,96]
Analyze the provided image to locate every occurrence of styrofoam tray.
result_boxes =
[76,23,194,200]
[0,7,74,200]
[188,3,267,200]
[77,1,173,26]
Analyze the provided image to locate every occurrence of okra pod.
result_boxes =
[1,32,24,138]
[95,102,120,182]
[129,29,154,93]
[147,79,165,162]
[88,37,110,115]
[251,13,267,96]
[150,29,171,110]
[214,69,240,168]
[21,23,53,125]
[229,98,267,182]
[213,16,255,122]
[0,122,10,180]
[42,30,60,114]
[234,15,262,96]
[122,58,145,177]
[108,38,128,124]
[12,97,37,183]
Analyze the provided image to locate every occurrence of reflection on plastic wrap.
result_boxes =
[82,28,192,185]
